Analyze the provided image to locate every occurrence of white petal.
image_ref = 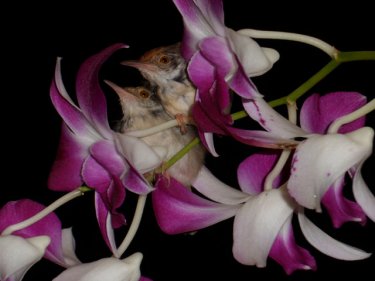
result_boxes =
[192,166,250,205]
[288,128,373,211]
[0,235,50,281]
[243,98,306,138]
[353,161,375,221]
[115,134,162,173]
[61,228,81,267]
[233,187,295,266]
[53,253,143,281]
[226,28,279,77]
[298,211,371,260]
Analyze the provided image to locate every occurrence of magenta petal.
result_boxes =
[152,175,239,234]
[50,67,92,136]
[300,92,367,134]
[173,0,225,59]
[82,155,111,192]
[95,194,118,256]
[322,176,367,228]
[227,126,299,149]
[123,167,154,195]
[0,199,65,266]
[188,51,215,94]
[269,216,316,274]
[48,124,86,191]
[237,152,282,195]
[76,43,127,138]
[243,98,306,138]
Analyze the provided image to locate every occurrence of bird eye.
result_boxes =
[139,89,150,99]
[159,55,171,65]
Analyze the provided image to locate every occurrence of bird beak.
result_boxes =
[104,80,137,102]
[121,60,158,72]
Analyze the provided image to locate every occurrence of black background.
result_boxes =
[2,0,374,280]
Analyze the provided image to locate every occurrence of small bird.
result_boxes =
[121,43,195,132]
[104,80,205,187]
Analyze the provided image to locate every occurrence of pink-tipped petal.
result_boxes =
[95,194,119,256]
[82,155,112,192]
[233,187,295,267]
[243,98,306,138]
[322,175,367,228]
[269,216,316,274]
[76,44,127,138]
[288,128,372,211]
[300,92,367,134]
[152,175,239,234]
[48,124,87,191]
[298,211,371,260]
[237,152,284,195]
[173,0,225,59]
[50,66,94,137]
[192,166,249,205]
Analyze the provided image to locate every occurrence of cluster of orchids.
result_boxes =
[1,0,374,280]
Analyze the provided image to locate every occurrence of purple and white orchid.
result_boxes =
[48,44,164,254]
[171,0,295,155]
[0,199,80,280]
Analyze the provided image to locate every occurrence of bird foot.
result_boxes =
[175,113,192,134]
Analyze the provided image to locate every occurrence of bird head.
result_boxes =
[121,43,188,86]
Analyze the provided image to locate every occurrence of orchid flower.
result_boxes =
[0,199,81,281]
[153,152,371,274]
[53,252,146,281]
[48,44,163,254]
[172,0,294,155]
[244,92,375,225]
[0,199,80,268]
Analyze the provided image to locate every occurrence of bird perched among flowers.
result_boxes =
[121,43,195,132]
[104,81,205,187]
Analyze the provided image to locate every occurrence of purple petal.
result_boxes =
[300,92,367,134]
[288,128,373,211]
[173,0,225,59]
[188,51,215,94]
[269,216,316,274]
[123,167,154,195]
[76,43,127,138]
[233,187,295,267]
[298,211,371,260]
[226,126,299,149]
[152,175,239,234]
[50,60,93,136]
[322,175,367,228]
[237,152,284,195]
[82,155,112,192]
[243,97,306,138]
[95,194,119,256]
[48,124,87,191]
[0,199,65,266]
[192,166,249,205]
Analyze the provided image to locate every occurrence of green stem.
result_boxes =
[337,51,375,62]
[164,137,200,170]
